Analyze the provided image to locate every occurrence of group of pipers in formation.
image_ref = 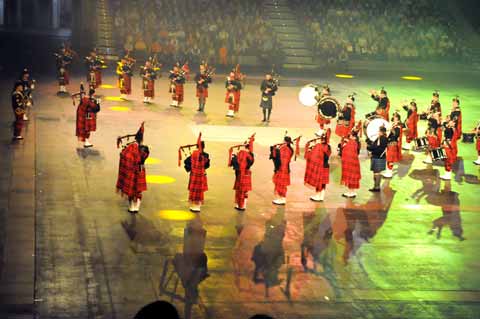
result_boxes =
[10,43,480,213]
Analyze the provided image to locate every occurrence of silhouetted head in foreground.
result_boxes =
[134,300,180,319]
[250,315,275,319]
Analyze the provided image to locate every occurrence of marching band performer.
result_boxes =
[85,49,104,89]
[450,97,462,139]
[270,135,300,205]
[117,53,134,100]
[194,63,213,112]
[474,122,480,165]
[72,84,100,148]
[12,81,26,140]
[140,60,157,103]
[440,120,457,180]
[402,100,418,150]
[181,133,210,212]
[382,112,403,178]
[169,64,186,107]
[370,88,390,121]
[366,126,388,192]
[430,91,442,115]
[335,93,356,138]
[423,127,441,164]
[225,70,243,117]
[315,85,332,138]
[304,133,331,202]
[19,68,35,121]
[260,73,278,122]
[228,134,255,210]
[54,44,75,93]
[340,123,362,198]
[116,123,149,213]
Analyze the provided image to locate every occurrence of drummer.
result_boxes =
[449,97,462,139]
[423,127,440,164]
[315,85,332,140]
[474,122,480,165]
[370,88,390,121]
[382,112,402,178]
[335,94,356,138]
[366,126,388,192]
[402,100,418,150]
[440,119,457,180]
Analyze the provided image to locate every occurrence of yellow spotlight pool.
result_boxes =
[157,210,196,221]
[109,106,130,112]
[335,74,354,79]
[145,157,161,165]
[100,84,116,89]
[401,76,423,81]
[146,175,176,184]
[105,96,125,101]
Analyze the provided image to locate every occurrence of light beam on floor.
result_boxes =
[146,175,176,184]
[335,74,354,79]
[100,84,116,89]
[145,157,161,165]
[401,76,423,81]
[105,96,125,101]
[156,210,196,221]
[109,106,130,112]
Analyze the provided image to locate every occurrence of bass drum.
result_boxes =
[363,115,391,141]
[318,96,340,119]
[298,84,319,107]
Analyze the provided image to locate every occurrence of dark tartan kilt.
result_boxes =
[196,87,208,98]
[341,155,361,189]
[386,143,401,163]
[260,95,272,109]
[233,170,252,192]
[477,138,480,152]
[85,114,97,132]
[120,74,131,94]
[144,80,155,97]
[370,158,386,172]
[188,173,208,202]
[174,84,184,102]
[94,70,102,87]
[273,170,290,189]
[58,70,70,85]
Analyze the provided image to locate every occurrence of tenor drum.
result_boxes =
[431,147,446,161]
[363,115,390,141]
[318,96,340,119]
[414,137,429,150]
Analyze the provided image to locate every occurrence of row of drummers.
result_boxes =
[55,46,246,116]
[304,85,480,180]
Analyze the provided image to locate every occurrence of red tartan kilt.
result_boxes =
[64,70,70,85]
[341,151,361,189]
[335,124,349,138]
[406,121,417,142]
[188,173,208,202]
[233,171,252,192]
[305,167,329,188]
[196,87,208,98]
[386,144,401,163]
[174,84,184,102]
[137,169,147,193]
[120,75,131,94]
[273,170,290,188]
[427,136,440,149]
[477,138,480,152]
[85,115,96,132]
[94,70,102,87]
[144,80,155,97]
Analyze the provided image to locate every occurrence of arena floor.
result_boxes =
[1,68,479,319]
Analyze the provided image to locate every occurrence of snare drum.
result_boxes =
[431,147,446,161]
[414,137,429,150]
[462,133,475,143]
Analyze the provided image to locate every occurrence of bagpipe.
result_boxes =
[116,122,147,151]
[178,132,203,167]
[234,64,246,86]
[71,82,101,112]
[227,133,255,166]
[270,131,301,161]
[70,83,86,105]
[85,55,106,69]
[169,62,189,93]
[270,64,280,87]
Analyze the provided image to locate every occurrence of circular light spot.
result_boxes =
[146,175,176,184]
[401,76,423,81]
[100,84,116,89]
[105,96,125,101]
[145,157,161,165]
[157,210,196,221]
[109,106,130,112]
[335,74,354,79]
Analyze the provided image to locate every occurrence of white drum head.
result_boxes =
[298,85,318,107]
[366,118,391,141]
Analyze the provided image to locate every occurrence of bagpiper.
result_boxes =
[340,123,362,198]
[259,73,278,123]
[12,81,26,140]
[270,134,300,205]
[402,100,418,150]
[366,126,388,192]
[440,120,457,181]
[228,134,255,210]
[194,62,213,112]
[179,133,210,212]
[169,64,186,107]
[116,122,149,213]
[225,65,245,117]
[117,53,135,100]
[85,49,104,89]
[370,88,390,121]
[382,112,403,178]
[335,93,356,138]
[449,97,462,140]
[72,83,100,148]
[140,59,157,103]
[19,68,35,121]
[54,44,75,93]
[304,133,331,202]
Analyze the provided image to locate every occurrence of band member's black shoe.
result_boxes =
[368,188,380,192]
